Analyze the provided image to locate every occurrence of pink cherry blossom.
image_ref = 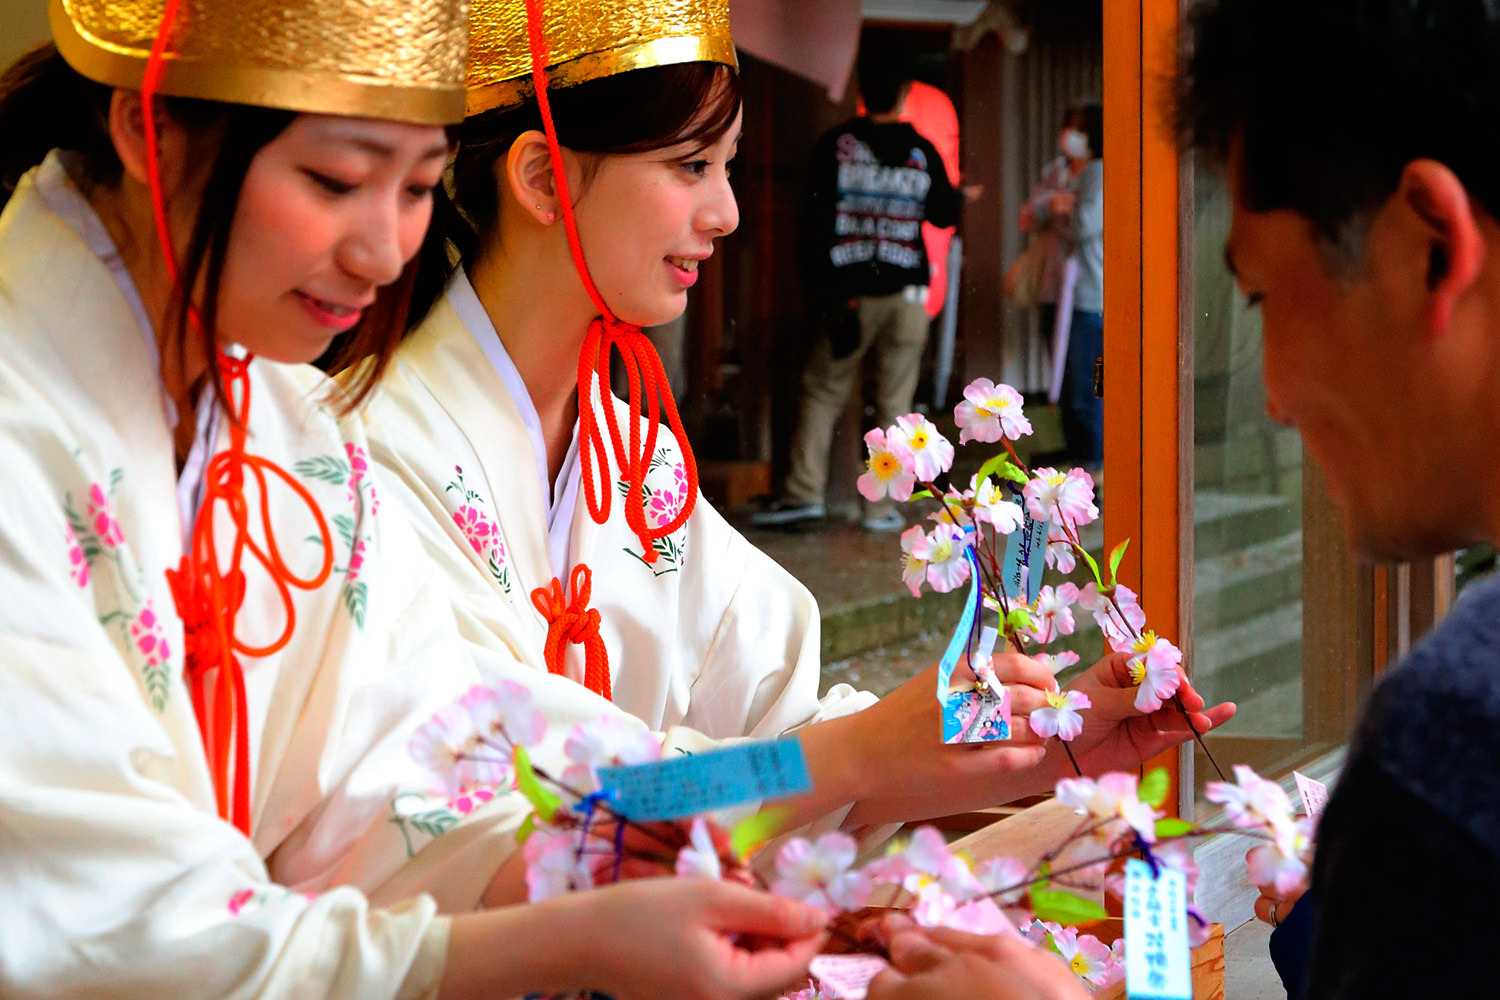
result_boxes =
[87,483,124,548]
[1022,467,1098,528]
[912,522,971,593]
[1125,632,1183,713]
[972,477,1024,535]
[1022,583,1079,645]
[65,523,88,587]
[955,378,1032,444]
[409,703,481,798]
[561,714,663,792]
[675,818,724,881]
[1095,939,1127,991]
[890,414,955,481]
[1044,524,1076,573]
[525,827,594,902]
[899,826,983,899]
[452,504,500,559]
[1029,689,1091,741]
[857,428,916,503]
[462,682,547,754]
[899,525,927,597]
[771,832,873,916]
[974,855,1029,906]
[1077,582,1148,648]
[1036,651,1080,675]
[1205,765,1297,834]
[1056,772,1159,844]
[1247,817,1314,896]
[1052,927,1115,988]
[647,486,684,529]
[129,601,171,667]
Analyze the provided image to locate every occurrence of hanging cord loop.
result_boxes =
[530,563,612,700]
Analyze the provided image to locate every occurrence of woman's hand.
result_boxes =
[866,918,1091,1000]
[575,879,828,1000]
[1032,652,1236,788]
[446,878,827,1000]
[833,654,1058,826]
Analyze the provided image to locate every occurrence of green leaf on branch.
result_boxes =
[516,812,537,845]
[1004,608,1034,634]
[1155,817,1196,838]
[1139,767,1170,809]
[909,489,933,501]
[976,453,1029,489]
[1029,886,1108,925]
[1078,547,1103,587]
[512,745,561,823]
[1108,539,1130,585]
[731,808,789,860]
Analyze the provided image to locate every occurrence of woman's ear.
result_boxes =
[108,89,153,185]
[505,130,559,225]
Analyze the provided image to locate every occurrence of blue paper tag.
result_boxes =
[1124,858,1193,1000]
[934,542,982,705]
[595,739,811,821]
[1000,511,1046,603]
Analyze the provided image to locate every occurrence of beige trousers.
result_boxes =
[784,290,931,506]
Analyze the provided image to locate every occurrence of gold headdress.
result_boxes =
[465,0,735,115]
[50,0,470,125]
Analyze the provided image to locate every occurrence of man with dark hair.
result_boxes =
[863,1,1500,996]
[753,55,960,532]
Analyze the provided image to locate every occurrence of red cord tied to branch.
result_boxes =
[530,563,612,700]
[164,356,336,835]
[141,1,332,834]
[523,0,699,563]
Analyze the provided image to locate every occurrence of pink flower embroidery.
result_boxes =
[647,487,684,529]
[347,539,367,584]
[87,483,123,548]
[672,462,689,496]
[449,787,496,816]
[453,505,500,558]
[345,443,379,516]
[128,600,171,666]
[227,889,255,916]
[65,523,88,588]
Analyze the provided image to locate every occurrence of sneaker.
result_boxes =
[860,509,906,533]
[750,499,826,526]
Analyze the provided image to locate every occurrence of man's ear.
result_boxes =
[505,130,560,225]
[108,89,153,185]
[1398,159,1485,335]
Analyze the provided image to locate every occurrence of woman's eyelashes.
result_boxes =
[302,168,359,196]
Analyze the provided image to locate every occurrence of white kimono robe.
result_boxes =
[0,157,631,999]
[360,272,876,741]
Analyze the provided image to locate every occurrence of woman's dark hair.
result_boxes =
[1065,103,1103,160]
[0,43,420,412]
[410,60,741,325]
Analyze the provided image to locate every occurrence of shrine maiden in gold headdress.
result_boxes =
[0,1,834,996]
[355,0,1230,834]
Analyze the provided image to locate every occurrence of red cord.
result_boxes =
[142,6,333,834]
[523,0,699,563]
[530,564,611,700]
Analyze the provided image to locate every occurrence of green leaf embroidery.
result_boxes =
[343,581,367,628]
[144,664,170,713]
[293,455,351,485]
[332,514,356,551]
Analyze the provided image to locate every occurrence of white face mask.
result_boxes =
[1060,128,1090,159]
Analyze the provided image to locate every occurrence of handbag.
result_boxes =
[1003,235,1051,308]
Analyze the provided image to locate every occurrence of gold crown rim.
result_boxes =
[50,0,467,125]
[465,34,736,116]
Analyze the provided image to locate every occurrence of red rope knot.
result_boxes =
[530,563,611,700]
[524,0,699,563]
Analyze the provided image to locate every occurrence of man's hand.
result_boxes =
[867,918,1091,1000]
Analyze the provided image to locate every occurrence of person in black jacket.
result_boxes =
[754,53,959,532]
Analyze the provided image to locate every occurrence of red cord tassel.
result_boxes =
[530,563,612,701]
[523,0,699,563]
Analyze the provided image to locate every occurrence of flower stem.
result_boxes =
[1061,738,1083,777]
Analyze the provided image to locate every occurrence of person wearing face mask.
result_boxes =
[0,1,839,997]
[352,0,1233,858]
[1027,103,1104,474]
